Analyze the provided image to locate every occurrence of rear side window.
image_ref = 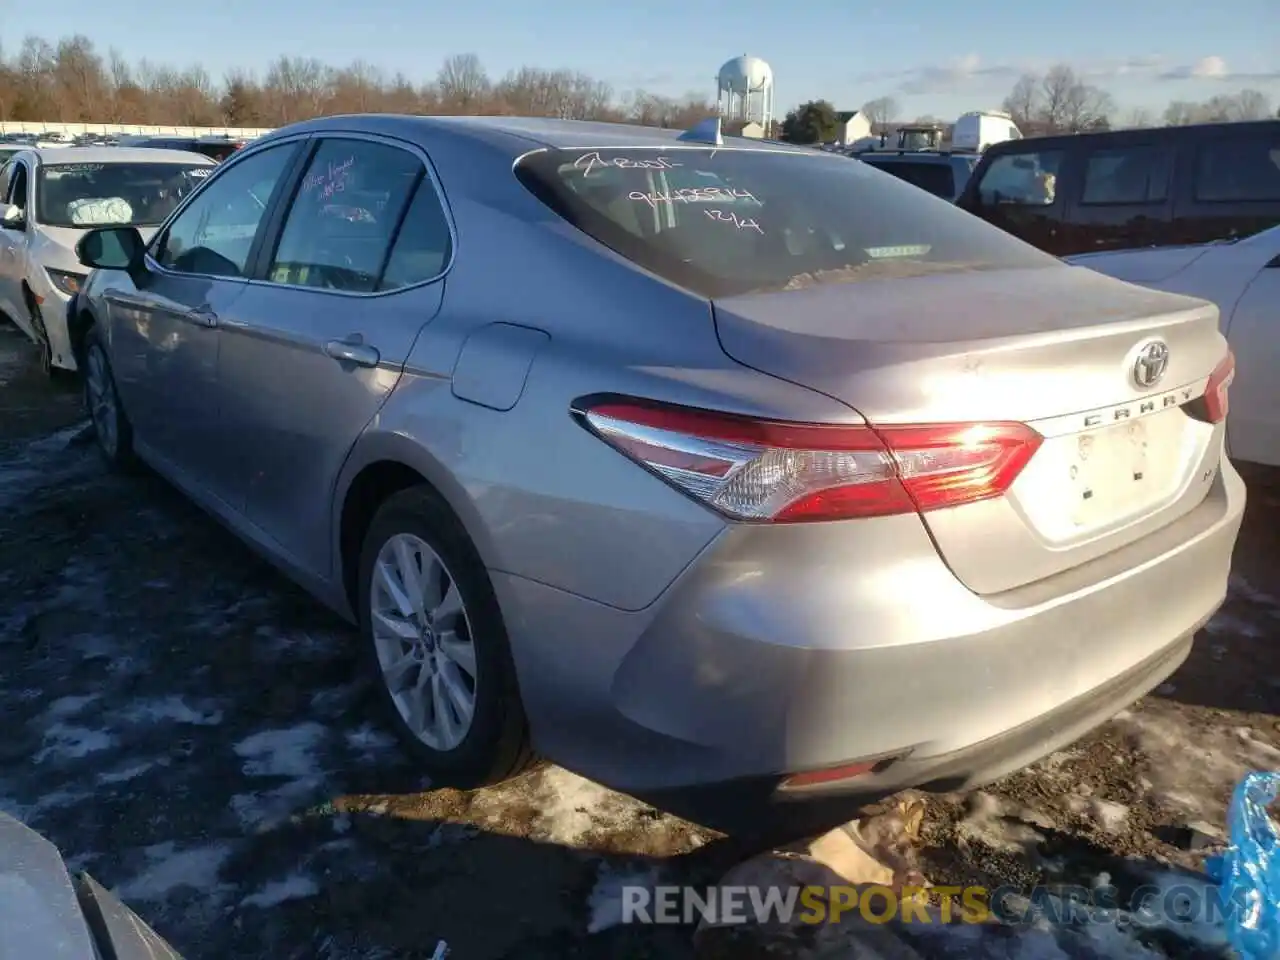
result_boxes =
[377,178,453,291]
[1081,145,1173,205]
[515,147,1054,299]
[863,160,955,199]
[976,149,1064,206]
[1195,137,1280,202]
[268,138,422,293]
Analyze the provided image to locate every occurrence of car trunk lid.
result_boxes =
[713,264,1229,595]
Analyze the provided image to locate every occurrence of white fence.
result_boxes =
[0,121,275,138]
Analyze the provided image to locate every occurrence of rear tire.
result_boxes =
[82,325,136,471]
[357,486,534,788]
[26,293,65,380]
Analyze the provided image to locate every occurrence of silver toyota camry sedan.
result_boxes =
[69,114,1244,839]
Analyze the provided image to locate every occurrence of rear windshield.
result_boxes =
[516,147,1054,298]
[37,162,212,228]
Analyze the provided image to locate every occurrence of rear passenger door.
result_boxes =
[215,134,455,577]
[964,145,1070,253]
[1066,141,1174,252]
[1179,130,1280,245]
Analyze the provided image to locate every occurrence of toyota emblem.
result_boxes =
[1132,340,1170,389]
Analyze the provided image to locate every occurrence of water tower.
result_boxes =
[716,55,774,134]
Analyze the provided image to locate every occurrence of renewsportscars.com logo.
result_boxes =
[620,880,1246,928]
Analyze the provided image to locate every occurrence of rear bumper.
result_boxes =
[496,458,1245,836]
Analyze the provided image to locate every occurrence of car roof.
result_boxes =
[255,113,815,157]
[20,146,216,165]
[981,118,1280,157]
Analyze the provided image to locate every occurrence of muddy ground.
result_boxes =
[1,321,1277,959]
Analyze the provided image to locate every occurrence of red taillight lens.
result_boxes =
[578,398,1042,522]
[1204,348,1235,424]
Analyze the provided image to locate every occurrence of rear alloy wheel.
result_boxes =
[372,532,478,751]
[358,488,532,786]
[82,326,135,469]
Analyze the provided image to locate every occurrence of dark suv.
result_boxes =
[857,151,980,201]
[114,135,245,162]
[956,119,1280,256]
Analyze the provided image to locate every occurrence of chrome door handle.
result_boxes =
[186,305,218,328]
[324,338,381,367]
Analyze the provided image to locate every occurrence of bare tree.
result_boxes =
[1236,88,1272,120]
[0,31,715,131]
[1000,65,1114,133]
[860,95,898,129]
[436,53,489,113]
[1121,108,1162,130]
[1163,100,1199,126]
[1001,74,1040,131]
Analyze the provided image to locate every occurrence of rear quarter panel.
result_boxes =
[361,137,863,609]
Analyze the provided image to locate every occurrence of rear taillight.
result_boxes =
[1204,349,1235,424]
[578,398,1042,522]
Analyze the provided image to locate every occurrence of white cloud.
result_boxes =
[1157,56,1280,82]
[860,53,1280,98]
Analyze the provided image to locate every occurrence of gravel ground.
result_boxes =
[1,320,1277,959]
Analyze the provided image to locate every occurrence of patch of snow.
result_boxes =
[241,873,319,908]
[45,694,99,719]
[1230,573,1278,607]
[123,695,223,726]
[1089,799,1130,834]
[234,723,327,779]
[955,792,1044,854]
[114,841,232,902]
[230,777,326,832]
[33,723,115,763]
[344,723,397,757]
[1205,612,1263,637]
[1116,708,1279,818]
[530,767,657,845]
[99,761,157,785]
[585,862,660,933]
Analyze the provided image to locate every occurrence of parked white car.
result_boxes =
[0,147,215,374]
[1068,226,1279,467]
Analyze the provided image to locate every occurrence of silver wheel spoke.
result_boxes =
[381,649,418,693]
[393,538,426,618]
[438,663,474,727]
[432,582,463,628]
[375,559,415,618]
[438,632,476,679]
[372,609,418,641]
[431,672,462,744]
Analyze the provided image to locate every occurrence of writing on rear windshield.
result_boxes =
[704,209,763,233]
[628,186,758,209]
[573,152,682,176]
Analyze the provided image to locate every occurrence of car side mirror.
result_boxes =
[0,203,24,231]
[76,226,145,272]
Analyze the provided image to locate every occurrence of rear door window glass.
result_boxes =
[976,150,1064,206]
[268,138,422,293]
[377,178,453,291]
[1194,137,1280,202]
[862,160,955,199]
[516,147,1056,299]
[1081,146,1172,205]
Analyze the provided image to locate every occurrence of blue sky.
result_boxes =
[3,0,1278,119]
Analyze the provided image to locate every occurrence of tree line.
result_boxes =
[784,64,1277,144]
[0,35,716,129]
